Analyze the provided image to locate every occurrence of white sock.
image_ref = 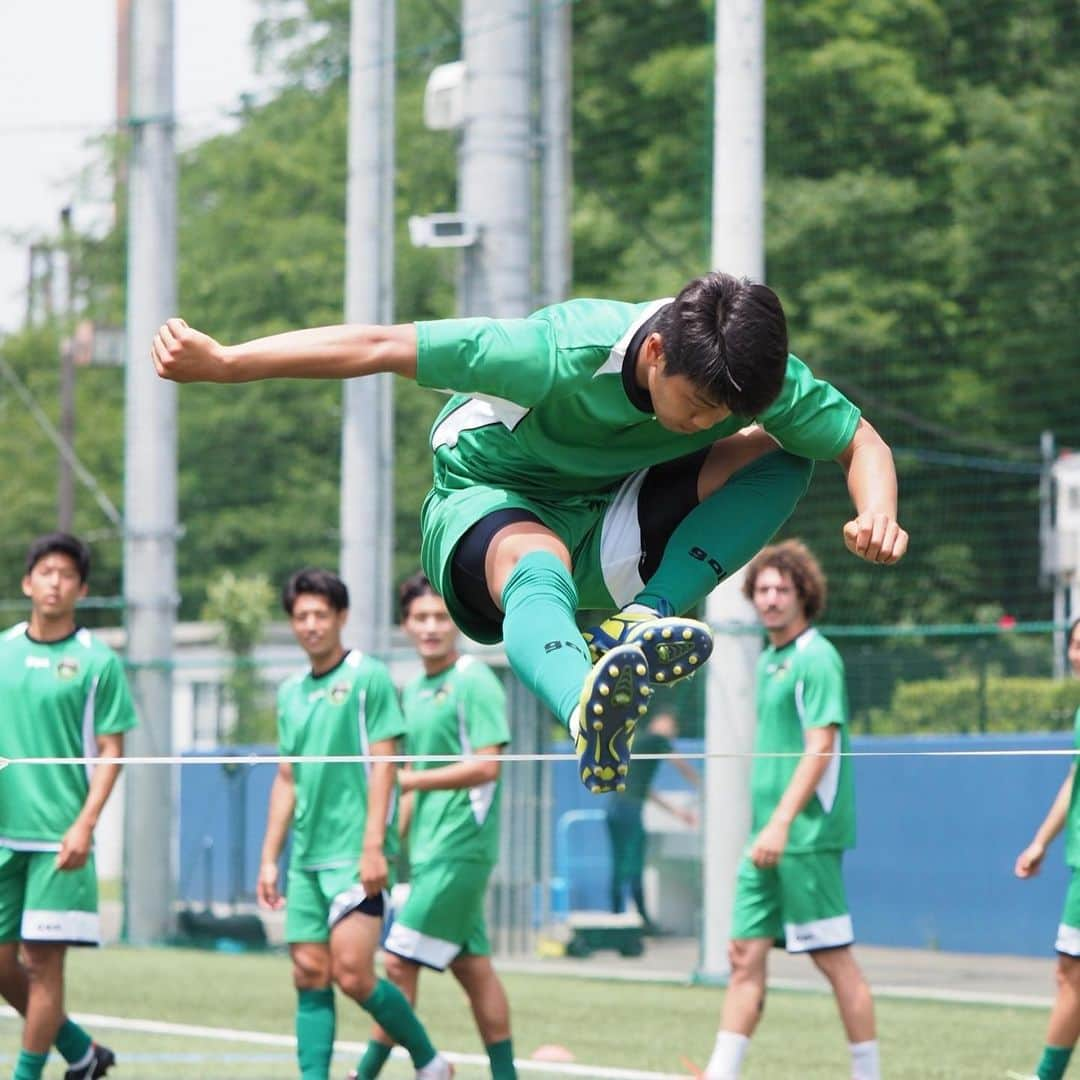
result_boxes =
[416,1052,452,1079]
[622,602,658,617]
[850,1039,880,1080]
[568,706,581,740]
[704,1031,750,1079]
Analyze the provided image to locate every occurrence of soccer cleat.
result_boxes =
[583,609,713,686]
[574,642,651,794]
[415,1053,455,1078]
[64,1043,116,1080]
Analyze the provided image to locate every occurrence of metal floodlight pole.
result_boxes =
[459,0,533,317]
[341,0,396,655]
[539,0,571,306]
[122,0,178,944]
[701,0,766,981]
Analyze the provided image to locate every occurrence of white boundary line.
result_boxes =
[0,1006,689,1079]
[2,746,1078,769]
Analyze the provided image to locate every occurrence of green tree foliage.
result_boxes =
[1,0,1077,641]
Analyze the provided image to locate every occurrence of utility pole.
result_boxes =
[58,207,76,532]
[123,0,177,944]
[340,0,395,656]
[700,0,766,982]
[538,0,571,305]
[459,0,533,317]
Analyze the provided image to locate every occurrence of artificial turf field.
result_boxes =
[0,945,1051,1077]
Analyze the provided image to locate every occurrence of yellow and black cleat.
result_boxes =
[583,612,713,686]
[574,642,651,795]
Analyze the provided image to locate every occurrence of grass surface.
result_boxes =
[0,945,1052,1077]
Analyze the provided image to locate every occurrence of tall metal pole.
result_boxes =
[58,207,76,532]
[700,0,766,981]
[538,0,571,306]
[340,0,395,655]
[123,0,177,944]
[460,0,533,317]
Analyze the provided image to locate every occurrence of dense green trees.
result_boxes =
[0,0,1076,632]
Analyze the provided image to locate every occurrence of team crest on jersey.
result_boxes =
[56,657,80,681]
[766,659,791,679]
[328,681,351,706]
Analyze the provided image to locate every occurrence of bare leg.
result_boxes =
[450,953,512,1045]
[19,943,66,1054]
[719,938,771,1036]
[810,946,876,1043]
[1046,954,1080,1048]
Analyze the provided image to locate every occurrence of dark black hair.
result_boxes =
[656,271,789,416]
[281,568,349,615]
[25,532,91,583]
[398,571,438,621]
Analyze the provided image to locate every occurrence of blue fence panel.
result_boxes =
[178,748,281,906]
[846,732,1072,955]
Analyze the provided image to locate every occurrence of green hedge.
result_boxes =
[864,676,1080,735]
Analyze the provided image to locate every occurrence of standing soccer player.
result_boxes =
[355,573,516,1079]
[1010,619,1080,1080]
[701,540,878,1080]
[257,569,452,1080]
[153,271,908,794]
[0,533,134,1080]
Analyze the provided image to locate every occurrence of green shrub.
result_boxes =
[864,676,1080,735]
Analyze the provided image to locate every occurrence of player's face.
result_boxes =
[288,593,347,663]
[649,363,731,434]
[751,567,804,633]
[403,592,458,664]
[22,553,87,622]
[1069,627,1080,677]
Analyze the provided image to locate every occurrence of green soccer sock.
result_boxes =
[635,449,814,614]
[502,550,590,731]
[54,1018,93,1065]
[486,1037,518,1078]
[1037,1044,1073,1080]
[296,987,336,1080]
[355,1038,394,1078]
[13,1049,48,1080]
[361,979,436,1070]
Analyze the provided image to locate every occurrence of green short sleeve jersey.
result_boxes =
[1066,707,1080,868]
[0,622,137,849]
[403,655,510,868]
[415,298,860,498]
[751,627,855,853]
[277,650,405,870]
[621,730,673,803]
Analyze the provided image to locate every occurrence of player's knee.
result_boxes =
[1057,953,1080,991]
[333,958,377,1003]
[727,940,764,983]
[19,944,64,982]
[291,952,331,990]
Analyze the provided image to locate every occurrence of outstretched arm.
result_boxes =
[836,417,909,564]
[152,318,418,384]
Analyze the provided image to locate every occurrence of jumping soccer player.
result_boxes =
[152,271,908,794]
[257,569,452,1080]
[0,533,132,1080]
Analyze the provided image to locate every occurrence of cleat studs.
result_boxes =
[656,672,666,682]
[617,764,629,775]
[662,627,673,639]
[616,782,626,793]
[673,664,684,677]
[608,664,619,678]
[689,654,699,664]
[599,683,610,696]
[683,629,693,640]
[643,630,655,641]
[635,663,647,676]
[638,704,648,715]
[593,703,604,716]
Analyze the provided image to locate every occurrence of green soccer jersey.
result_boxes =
[1066,707,1080,869]
[415,298,860,499]
[0,622,137,848]
[403,655,510,868]
[751,627,855,853]
[277,650,405,870]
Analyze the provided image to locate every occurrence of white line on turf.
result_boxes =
[0,1006,689,1079]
